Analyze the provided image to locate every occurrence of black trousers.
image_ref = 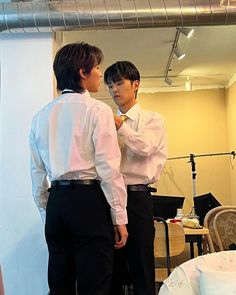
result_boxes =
[45,184,114,295]
[110,190,155,295]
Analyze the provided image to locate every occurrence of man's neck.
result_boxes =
[119,101,137,114]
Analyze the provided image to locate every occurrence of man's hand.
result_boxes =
[113,224,128,249]
[113,114,123,130]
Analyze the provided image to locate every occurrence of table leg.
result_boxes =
[197,236,203,256]
[190,242,194,258]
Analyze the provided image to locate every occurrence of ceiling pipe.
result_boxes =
[1,0,236,33]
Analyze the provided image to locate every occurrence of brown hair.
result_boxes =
[53,42,103,93]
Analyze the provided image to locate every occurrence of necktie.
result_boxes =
[120,114,128,122]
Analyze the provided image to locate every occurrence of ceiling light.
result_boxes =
[179,28,194,38]
[174,47,186,60]
[185,77,192,91]
[164,77,173,86]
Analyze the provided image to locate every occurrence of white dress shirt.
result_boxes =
[117,103,167,185]
[29,90,127,225]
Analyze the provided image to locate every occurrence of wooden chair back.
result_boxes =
[203,206,236,252]
[154,218,185,282]
[213,209,236,251]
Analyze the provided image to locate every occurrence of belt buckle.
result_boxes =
[80,179,94,185]
[128,184,148,192]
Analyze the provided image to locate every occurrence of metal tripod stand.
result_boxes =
[168,151,235,215]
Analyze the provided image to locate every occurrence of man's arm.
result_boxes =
[92,106,128,247]
[92,106,128,225]
[29,120,49,222]
[116,113,167,158]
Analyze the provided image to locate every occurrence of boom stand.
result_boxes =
[188,154,198,217]
[168,151,235,217]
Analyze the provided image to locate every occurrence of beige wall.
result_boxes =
[226,81,236,204]
[139,88,233,214]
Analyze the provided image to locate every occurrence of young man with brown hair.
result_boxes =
[30,43,128,295]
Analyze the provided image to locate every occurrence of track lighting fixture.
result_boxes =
[163,27,192,86]
[174,47,186,60]
[164,77,173,86]
[178,28,194,38]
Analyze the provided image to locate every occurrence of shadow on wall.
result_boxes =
[161,165,186,197]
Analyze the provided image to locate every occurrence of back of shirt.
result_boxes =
[30,90,127,225]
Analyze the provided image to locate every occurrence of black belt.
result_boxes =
[127,184,149,192]
[127,185,157,192]
[51,179,99,187]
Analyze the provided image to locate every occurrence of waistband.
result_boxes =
[127,185,157,192]
[51,179,99,187]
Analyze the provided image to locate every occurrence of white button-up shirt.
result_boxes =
[29,90,127,225]
[117,103,167,185]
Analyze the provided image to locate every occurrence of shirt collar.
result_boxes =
[61,89,89,96]
[117,103,140,121]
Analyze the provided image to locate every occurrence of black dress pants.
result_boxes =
[110,190,155,295]
[45,183,114,295]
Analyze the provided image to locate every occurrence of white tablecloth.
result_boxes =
[158,251,236,295]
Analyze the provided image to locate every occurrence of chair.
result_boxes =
[213,208,236,251]
[158,251,236,295]
[194,193,221,225]
[154,217,185,283]
[152,195,185,220]
[203,205,236,252]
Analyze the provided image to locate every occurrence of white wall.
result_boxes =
[0,33,53,295]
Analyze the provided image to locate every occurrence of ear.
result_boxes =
[79,68,86,79]
[133,80,140,91]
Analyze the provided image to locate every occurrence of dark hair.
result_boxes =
[53,42,103,93]
[104,61,140,85]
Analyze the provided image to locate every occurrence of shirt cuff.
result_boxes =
[39,208,46,224]
[110,208,128,225]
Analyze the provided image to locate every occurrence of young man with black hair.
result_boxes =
[29,43,128,295]
[104,61,167,295]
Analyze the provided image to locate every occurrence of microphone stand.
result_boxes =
[168,151,235,216]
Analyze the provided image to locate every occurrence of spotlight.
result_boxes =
[179,28,194,38]
[174,47,186,60]
[164,77,173,86]
[185,76,192,91]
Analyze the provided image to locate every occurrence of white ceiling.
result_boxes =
[62,25,236,96]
